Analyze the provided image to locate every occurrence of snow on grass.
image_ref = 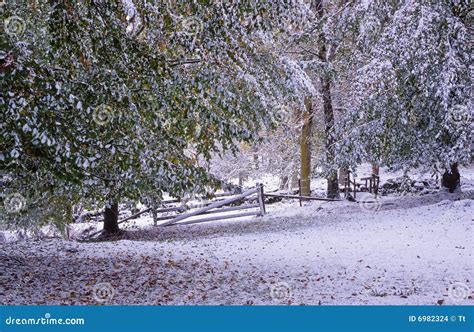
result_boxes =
[1,165,473,305]
[1,192,472,305]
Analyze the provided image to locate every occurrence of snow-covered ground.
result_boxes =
[1,165,473,305]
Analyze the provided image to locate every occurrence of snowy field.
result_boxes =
[1,166,473,305]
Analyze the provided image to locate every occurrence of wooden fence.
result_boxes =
[160,183,265,226]
[112,183,343,230]
[84,185,263,239]
[86,178,379,239]
[341,170,380,198]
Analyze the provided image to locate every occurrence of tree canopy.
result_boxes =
[1,0,471,230]
[1,0,307,228]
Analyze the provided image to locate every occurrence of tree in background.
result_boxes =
[336,0,471,191]
[0,0,308,233]
[2,0,470,238]
[279,0,360,198]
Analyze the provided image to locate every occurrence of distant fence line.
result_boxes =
[86,177,384,240]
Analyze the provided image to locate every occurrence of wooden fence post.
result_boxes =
[298,179,302,207]
[256,183,266,216]
[151,200,158,226]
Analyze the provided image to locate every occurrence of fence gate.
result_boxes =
[160,183,266,227]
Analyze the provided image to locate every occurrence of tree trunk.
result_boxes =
[338,167,348,186]
[279,175,289,190]
[291,173,299,191]
[238,171,246,187]
[253,154,259,170]
[321,69,339,197]
[300,96,313,196]
[441,163,461,193]
[372,164,379,176]
[317,0,339,199]
[103,202,120,234]
[151,200,158,226]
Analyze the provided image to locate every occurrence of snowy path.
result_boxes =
[1,191,472,305]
